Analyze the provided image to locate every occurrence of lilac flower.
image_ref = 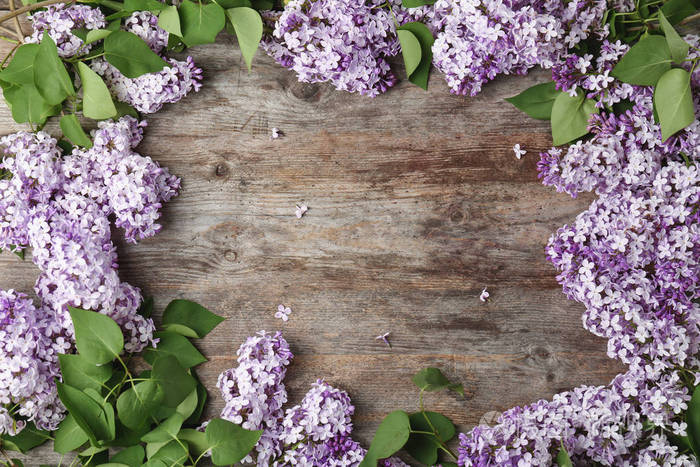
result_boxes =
[375,332,391,348]
[479,287,489,302]
[263,0,400,97]
[0,117,177,434]
[216,331,409,466]
[513,144,526,159]
[430,0,605,96]
[275,304,292,322]
[295,204,308,218]
[91,56,202,114]
[271,127,280,140]
[26,4,105,57]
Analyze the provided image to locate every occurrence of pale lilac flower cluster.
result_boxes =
[26,4,105,57]
[430,0,606,96]
[539,36,700,198]
[459,369,696,466]
[262,0,400,97]
[0,290,67,434]
[90,11,203,114]
[0,117,178,434]
[216,331,408,466]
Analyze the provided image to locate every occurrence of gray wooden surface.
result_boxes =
[0,21,626,465]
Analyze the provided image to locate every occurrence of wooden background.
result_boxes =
[0,19,626,465]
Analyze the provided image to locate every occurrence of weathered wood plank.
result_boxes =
[0,30,626,465]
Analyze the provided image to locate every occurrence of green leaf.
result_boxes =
[178,429,209,457]
[686,384,700,457]
[661,0,699,24]
[658,10,689,63]
[162,299,225,338]
[550,91,598,146]
[143,331,207,368]
[34,32,75,105]
[54,414,89,454]
[85,29,113,44]
[1,423,50,453]
[141,460,167,467]
[448,382,464,396]
[104,31,169,78]
[124,0,165,11]
[556,443,573,467]
[84,387,117,442]
[654,68,694,141]
[186,378,208,425]
[0,44,39,85]
[205,418,262,466]
[505,81,560,120]
[398,22,433,90]
[58,353,112,392]
[114,101,138,119]
[397,29,421,77]
[412,367,450,392]
[0,80,60,125]
[175,387,199,419]
[109,419,151,448]
[55,381,114,444]
[141,413,185,443]
[151,355,197,407]
[179,0,226,47]
[405,411,455,465]
[77,62,117,121]
[110,445,145,467]
[359,411,411,467]
[150,439,189,466]
[402,0,435,6]
[116,380,164,429]
[611,35,672,85]
[226,7,263,71]
[158,5,182,37]
[59,114,93,148]
[68,307,123,364]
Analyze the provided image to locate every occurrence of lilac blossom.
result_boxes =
[26,4,105,57]
[216,331,409,466]
[0,117,178,434]
[262,0,400,97]
[88,11,202,114]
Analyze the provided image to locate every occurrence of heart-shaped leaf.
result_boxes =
[205,418,262,465]
[226,7,262,71]
[654,68,694,141]
[397,29,422,77]
[68,307,123,364]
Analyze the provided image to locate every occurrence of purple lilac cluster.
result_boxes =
[540,36,700,198]
[265,0,605,97]
[459,160,699,465]
[262,0,400,97]
[430,0,607,96]
[216,331,409,466]
[0,117,179,434]
[90,11,203,114]
[0,290,67,434]
[26,4,105,57]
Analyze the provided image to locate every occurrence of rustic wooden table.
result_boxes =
[0,26,626,465]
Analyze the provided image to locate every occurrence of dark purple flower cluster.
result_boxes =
[0,117,179,434]
[216,331,409,466]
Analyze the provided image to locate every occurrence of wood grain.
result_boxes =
[0,22,626,465]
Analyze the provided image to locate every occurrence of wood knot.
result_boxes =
[223,250,238,262]
[214,163,229,178]
[290,82,322,101]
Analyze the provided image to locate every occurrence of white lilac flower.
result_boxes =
[275,304,292,322]
[271,127,280,140]
[295,204,308,218]
[479,287,489,302]
[513,144,526,159]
